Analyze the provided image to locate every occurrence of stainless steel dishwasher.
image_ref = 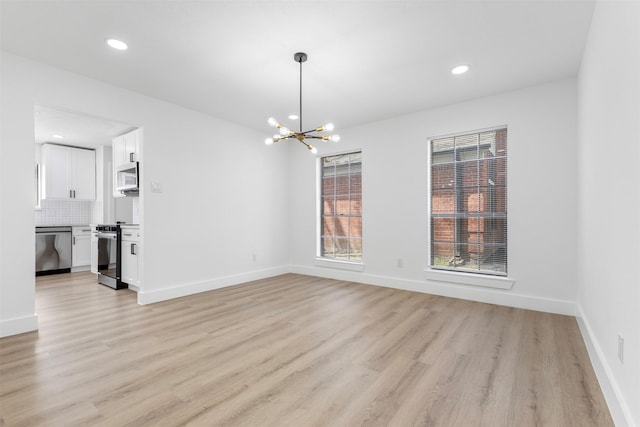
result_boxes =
[35,226,72,276]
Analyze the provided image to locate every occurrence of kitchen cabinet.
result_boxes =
[121,227,140,290]
[41,144,96,200]
[72,226,92,268]
[112,129,141,197]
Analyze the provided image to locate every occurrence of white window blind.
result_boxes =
[430,128,507,276]
[320,151,362,261]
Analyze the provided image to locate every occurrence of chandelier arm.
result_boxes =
[300,128,326,135]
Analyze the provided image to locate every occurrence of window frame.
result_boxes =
[426,126,511,287]
[315,149,364,270]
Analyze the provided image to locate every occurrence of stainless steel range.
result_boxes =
[94,224,127,289]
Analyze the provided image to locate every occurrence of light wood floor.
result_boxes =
[1,272,612,426]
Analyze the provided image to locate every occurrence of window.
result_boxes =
[320,151,362,261]
[429,127,507,276]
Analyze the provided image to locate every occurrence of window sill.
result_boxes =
[314,258,365,272]
[424,268,514,290]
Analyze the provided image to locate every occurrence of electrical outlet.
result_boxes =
[396,258,403,268]
[252,253,257,262]
[618,335,624,363]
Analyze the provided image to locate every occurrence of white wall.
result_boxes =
[577,2,640,426]
[0,51,290,336]
[0,54,38,336]
[289,78,579,314]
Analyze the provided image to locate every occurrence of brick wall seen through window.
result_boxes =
[430,128,507,275]
[320,151,362,261]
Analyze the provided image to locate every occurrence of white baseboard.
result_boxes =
[576,305,637,427]
[0,314,38,338]
[136,266,290,305]
[289,264,576,315]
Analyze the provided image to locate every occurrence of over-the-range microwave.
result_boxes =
[116,162,139,194]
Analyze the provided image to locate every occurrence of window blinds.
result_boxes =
[430,128,507,276]
[321,151,363,261]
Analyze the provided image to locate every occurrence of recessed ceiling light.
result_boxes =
[451,65,470,75]
[105,38,128,50]
[52,134,64,139]
[288,114,299,120]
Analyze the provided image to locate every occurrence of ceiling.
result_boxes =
[1,1,595,138]
[34,105,135,148]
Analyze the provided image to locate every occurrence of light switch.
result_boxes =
[151,181,163,193]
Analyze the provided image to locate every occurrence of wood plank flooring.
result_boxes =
[0,272,613,426]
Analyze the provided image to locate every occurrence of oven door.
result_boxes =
[96,231,119,286]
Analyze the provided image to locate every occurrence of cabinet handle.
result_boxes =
[69,189,73,198]
[131,243,136,255]
[73,190,76,198]
[72,236,76,245]
[129,152,134,163]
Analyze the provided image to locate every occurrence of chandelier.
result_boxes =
[265,52,340,154]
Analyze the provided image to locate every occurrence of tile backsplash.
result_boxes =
[35,199,94,226]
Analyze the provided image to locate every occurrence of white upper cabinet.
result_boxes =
[41,144,96,200]
[124,130,140,164]
[41,143,70,199]
[72,148,97,200]
[112,128,141,197]
[113,128,140,166]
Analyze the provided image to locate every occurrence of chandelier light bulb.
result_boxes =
[265,137,274,145]
[330,134,341,142]
[267,117,278,127]
[323,123,335,132]
[279,127,290,135]
[309,145,318,154]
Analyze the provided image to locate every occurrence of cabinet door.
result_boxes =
[71,149,96,200]
[124,130,140,163]
[121,240,138,286]
[112,134,126,167]
[42,144,72,199]
[72,233,92,267]
[42,145,95,200]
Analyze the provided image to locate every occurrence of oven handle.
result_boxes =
[95,232,118,239]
